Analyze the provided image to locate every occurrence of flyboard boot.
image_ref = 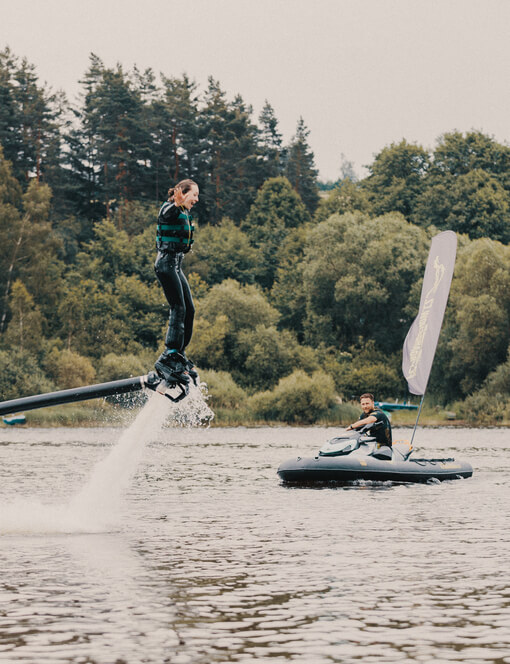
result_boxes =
[154,349,189,401]
[182,352,199,386]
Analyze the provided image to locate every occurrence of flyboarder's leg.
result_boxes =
[179,268,198,385]
[154,251,190,386]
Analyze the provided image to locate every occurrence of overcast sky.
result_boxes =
[1,0,509,181]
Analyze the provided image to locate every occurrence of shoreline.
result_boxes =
[1,397,508,429]
[2,415,508,429]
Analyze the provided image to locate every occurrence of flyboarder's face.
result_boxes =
[181,184,199,210]
[360,398,374,414]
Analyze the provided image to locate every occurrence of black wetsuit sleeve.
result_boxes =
[159,203,180,222]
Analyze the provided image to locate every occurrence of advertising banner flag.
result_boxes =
[402,231,457,396]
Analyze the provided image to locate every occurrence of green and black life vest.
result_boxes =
[156,202,194,253]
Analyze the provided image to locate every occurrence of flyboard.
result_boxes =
[0,372,189,418]
[278,231,474,485]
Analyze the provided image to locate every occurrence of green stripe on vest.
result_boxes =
[159,224,194,232]
[157,236,194,244]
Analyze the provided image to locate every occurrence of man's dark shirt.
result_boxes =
[358,407,392,447]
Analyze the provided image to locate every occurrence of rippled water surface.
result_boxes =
[0,406,509,663]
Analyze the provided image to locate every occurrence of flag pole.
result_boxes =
[410,394,425,449]
[402,231,457,460]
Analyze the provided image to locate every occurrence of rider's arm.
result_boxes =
[346,414,377,431]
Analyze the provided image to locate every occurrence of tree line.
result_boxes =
[0,47,509,424]
[0,48,318,227]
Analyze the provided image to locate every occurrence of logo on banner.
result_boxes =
[406,255,446,379]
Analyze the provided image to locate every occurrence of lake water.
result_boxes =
[0,392,509,664]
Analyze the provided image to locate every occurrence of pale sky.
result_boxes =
[1,0,509,181]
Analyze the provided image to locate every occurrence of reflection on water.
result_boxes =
[0,424,509,663]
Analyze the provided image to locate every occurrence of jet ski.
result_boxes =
[277,424,473,485]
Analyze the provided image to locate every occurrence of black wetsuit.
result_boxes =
[154,202,195,353]
[358,407,392,447]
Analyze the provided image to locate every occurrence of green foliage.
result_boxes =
[431,239,510,399]
[114,275,164,349]
[152,74,200,201]
[198,78,267,224]
[461,351,510,425]
[0,168,64,334]
[243,177,309,234]
[478,353,510,394]
[234,324,317,390]
[42,348,96,389]
[0,48,67,191]
[0,145,22,206]
[2,280,45,352]
[189,314,230,371]
[0,349,54,400]
[450,295,508,394]
[110,199,156,236]
[53,277,130,357]
[96,352,151,409]
[357,131,510,244]
[248,370,336,423]
[334,360,403,401]
[77,219,138,282]
[270,225,310,339]
[283,118,319,214]
[197,279,280,332]
[414,170,510,242]
[432,130,510,182]
[1,48,509,424]
[456,390,510,425]
[77,57,151,217]
[362,140,430,218]
[186,272,209,300]
[302,212,430,354]
[328,401,363,425]
[187,218,259,285]
[315,178,370,222]
[456,352,510,425]
[97,353,147,381]
[189,280,318,390]
[17,182,65,321]
[242,177,309,289]
[198,369,248,409]
[258,101,283,178]
[189,279,280,382]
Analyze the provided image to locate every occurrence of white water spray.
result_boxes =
[0,382,214,535]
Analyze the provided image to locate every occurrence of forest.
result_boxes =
[1,47,509,425]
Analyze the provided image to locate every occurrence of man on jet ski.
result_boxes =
[345,393,392,447]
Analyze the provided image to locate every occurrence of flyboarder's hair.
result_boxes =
[360,393,375,402]
[168,179,198,201]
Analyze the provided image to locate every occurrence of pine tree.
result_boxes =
[149,74,200,201]
[0,48,19,170]
[284,117,319,214]
[199,78,264,224]
[75,55,151,224]
[0,146,23,333]
[0,48,67,198]
[258,100,283,179]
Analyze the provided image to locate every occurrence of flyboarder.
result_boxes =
[154,179,199,387]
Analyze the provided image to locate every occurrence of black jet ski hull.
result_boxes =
[277,455,473,484]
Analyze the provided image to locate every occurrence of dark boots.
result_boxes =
[154,349,198,386]
[185,357,199,385]
[155,350,190,385]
